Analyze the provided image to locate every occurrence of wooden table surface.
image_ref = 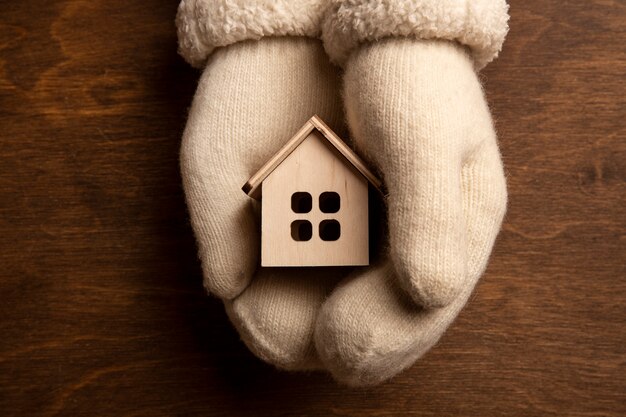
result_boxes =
[1,1,624,416]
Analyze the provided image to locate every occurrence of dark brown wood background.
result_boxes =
[1,1,624,416]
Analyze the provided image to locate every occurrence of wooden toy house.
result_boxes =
[242,115,382,267]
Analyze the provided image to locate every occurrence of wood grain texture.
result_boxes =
[262,130,370,266]
[0,1,624,416]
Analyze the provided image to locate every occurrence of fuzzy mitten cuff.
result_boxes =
[321,0,509,69]
[177,0,330,67]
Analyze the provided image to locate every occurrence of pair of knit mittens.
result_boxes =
[177,0,509,386]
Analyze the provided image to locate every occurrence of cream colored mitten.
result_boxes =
[177,0,345,370]
[315,0,510,385]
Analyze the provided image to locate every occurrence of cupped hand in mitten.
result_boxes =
[313,39,508,385]
[180,36,348,370]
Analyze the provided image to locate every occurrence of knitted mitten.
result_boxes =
[314,0,510,385]
[177,0,345,370]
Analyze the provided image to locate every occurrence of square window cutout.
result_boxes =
[319,192,340,213]
[291,192,312,213]
[319,219,340,241]
[291,220,312,241]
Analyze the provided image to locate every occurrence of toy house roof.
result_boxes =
[242,115,383,200]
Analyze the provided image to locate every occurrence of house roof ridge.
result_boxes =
[242,115,382,200]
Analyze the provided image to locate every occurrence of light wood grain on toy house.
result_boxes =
[243,116,382,267]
